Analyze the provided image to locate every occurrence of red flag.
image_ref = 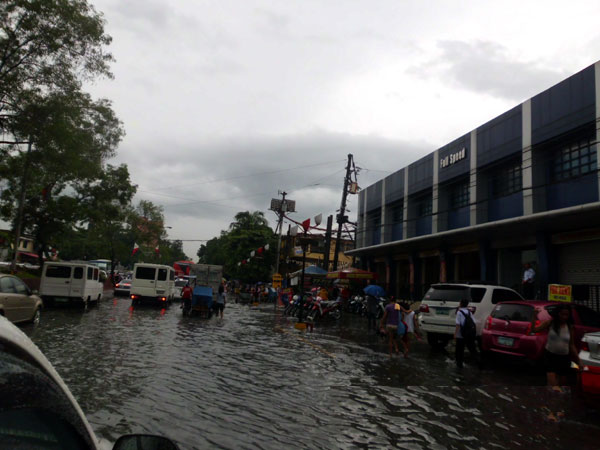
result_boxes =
[301,218,310,232]
[257,247,264,255]
[132,243,140,256]
[155,245,160,255]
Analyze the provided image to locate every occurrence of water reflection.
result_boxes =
[23,299,600,449]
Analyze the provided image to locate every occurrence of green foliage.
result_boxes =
[197,211,277,283]
[0,90,125,266]
[0,0,113,126]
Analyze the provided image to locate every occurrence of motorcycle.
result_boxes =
[307,297,342,322]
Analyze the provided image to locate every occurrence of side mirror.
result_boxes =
[113,434,179,450]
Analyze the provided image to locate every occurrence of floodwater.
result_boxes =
[24,297,600,450]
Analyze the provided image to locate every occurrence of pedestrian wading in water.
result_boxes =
[530,304,580,386]
[380,297,408,357]
[454,298,480,369]
[216,284,225,318]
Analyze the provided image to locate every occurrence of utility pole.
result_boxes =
[322,215,333,271]
[333,154,354,271]
[271,191,293,273]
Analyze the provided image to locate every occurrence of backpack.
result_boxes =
[459,309,476,339]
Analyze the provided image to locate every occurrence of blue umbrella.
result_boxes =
[363,284,386,297]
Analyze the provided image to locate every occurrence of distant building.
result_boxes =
[0,230,38,263]
[350,62,600,312]
[287,235,354,272]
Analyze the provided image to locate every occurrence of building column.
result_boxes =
[479,240,494,282]
[596,61,600,199]
[403,167,409,240]
[409,254,421,301]
[536,233,555,300]
[362,190,368,248]
[385,257,392,294]
[470,130,478,225]
[380,178,386,244]
[522,100,534,215]
[439,250,447,283]
[387,257,397,298]
[432,150,440,233]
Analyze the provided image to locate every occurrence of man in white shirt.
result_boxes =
[454,299,480,369]
[522,263,535,299]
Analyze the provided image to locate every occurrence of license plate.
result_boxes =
[435,308,449,315]
[498,336,514,347]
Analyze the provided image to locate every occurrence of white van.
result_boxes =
[40,262,104,307]
[130,263,175,306]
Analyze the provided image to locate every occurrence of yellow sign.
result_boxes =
[548,284,572,303]
[272,273,283,288]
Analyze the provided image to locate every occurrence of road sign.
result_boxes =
[272,273,283,288]
[548,284,572,303]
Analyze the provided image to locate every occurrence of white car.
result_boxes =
[0,314,179,449]
[418,283,523,348]
[579,331,600,395]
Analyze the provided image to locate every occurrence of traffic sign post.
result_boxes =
[272,273,283,289]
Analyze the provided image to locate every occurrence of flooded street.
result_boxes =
[23,298,600,450]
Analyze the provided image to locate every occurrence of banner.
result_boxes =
[548,284,572,303]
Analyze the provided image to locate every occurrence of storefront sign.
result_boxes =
[548,284,572,303]
[440,147,467,169]
[272,273,283,288]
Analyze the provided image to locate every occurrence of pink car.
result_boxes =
[481,301,600,362]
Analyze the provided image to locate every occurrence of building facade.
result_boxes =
[350,62,600,311]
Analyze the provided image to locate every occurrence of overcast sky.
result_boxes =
[86,0,600,258]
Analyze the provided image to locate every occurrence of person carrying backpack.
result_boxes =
[454,298,480,369]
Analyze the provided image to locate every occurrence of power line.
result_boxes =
[143,159,345,192]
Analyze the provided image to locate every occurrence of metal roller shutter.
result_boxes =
[558,240,600,284]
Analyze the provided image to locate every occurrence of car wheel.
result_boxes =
[31,308,41,325]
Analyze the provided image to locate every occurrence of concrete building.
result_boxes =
[349,62,600,312]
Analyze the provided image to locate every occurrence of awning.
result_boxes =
[289,265,328,278]
[326,267,377,280]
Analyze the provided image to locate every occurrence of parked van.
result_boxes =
[130,263,175,306]
[40,262,104,307]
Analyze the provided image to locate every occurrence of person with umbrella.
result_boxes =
[364,284,385,332]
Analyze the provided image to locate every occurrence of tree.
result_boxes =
[0,0,113,134]
[0,1,118,269]
[74,164,137,277]
[0,91,124,267]
[197,211,277,283]
[229,211,269,231]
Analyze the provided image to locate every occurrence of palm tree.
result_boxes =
[229,211,268,231]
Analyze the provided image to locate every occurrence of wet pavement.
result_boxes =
[22,297,600,449]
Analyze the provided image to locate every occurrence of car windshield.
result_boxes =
[423,286,486,303]
[175,280,187,287]
[491,303,535,322]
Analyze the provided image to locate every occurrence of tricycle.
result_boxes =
[182,285,213,318]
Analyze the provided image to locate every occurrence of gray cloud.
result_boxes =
[410,40,567,102]
[120,130,430,255]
